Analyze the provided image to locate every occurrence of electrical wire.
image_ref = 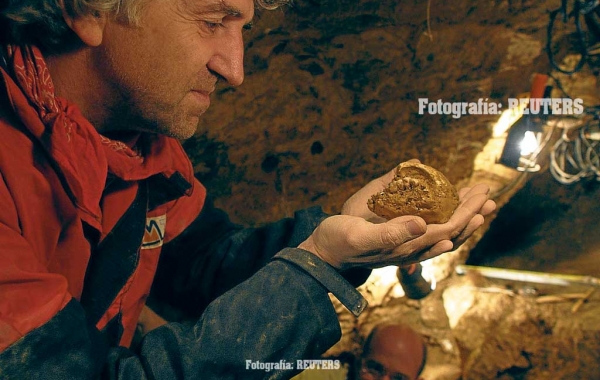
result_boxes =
[546,0,600,74]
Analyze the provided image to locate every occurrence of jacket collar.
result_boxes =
[0,45,195,229]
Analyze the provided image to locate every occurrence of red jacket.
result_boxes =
[0,46,367,379]
[0,51,206,349]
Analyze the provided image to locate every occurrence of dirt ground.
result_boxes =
[464,168,600,379]
[325,169,600,380]
[327,275,600,380]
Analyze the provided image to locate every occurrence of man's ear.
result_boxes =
[62,11,108,47]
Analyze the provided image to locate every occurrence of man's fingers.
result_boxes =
[458,187,471,198]
[458,184,490,202]
[426,240,454,258]
[411,193,487,246]
[388,239,453,266]
[450,193,489,226]
[458,185,495,216]
[451,214,484,246]
[480,199,496,216]
[360,217,426,251]
[378,217,426,247]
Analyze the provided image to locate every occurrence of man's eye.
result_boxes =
[202,20,223,31]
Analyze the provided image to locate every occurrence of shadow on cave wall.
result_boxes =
[468,169,600,275]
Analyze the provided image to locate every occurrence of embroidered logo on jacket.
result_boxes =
[142,215,166,249]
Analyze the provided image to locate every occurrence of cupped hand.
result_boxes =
[298,214,427,270]
[299,183,495,270]
[394,186,495,265]
[446,183,496,248]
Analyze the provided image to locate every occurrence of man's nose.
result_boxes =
[208,31,245,87]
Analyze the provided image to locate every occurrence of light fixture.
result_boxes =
[520,131,541,155]
[498,73,550,172]
[498,110,544,171]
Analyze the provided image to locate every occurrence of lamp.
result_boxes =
[498,74,550,172]
[498,109,545,170]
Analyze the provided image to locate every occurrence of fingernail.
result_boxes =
[407,220,425,236]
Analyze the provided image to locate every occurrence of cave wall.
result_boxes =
[179,1,600,378]
[469,168,600,275]
[184,0,555,226]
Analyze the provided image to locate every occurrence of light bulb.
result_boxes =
[519,131,540,155]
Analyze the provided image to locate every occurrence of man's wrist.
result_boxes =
[272,248,368,317]
[297,236,341,270]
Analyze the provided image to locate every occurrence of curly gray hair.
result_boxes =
[0,0,288,52]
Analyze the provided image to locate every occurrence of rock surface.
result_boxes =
[180,0,600,378]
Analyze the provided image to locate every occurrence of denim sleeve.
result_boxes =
[0,256,352,380]
[151,197,369,318]
[0,198,368,379]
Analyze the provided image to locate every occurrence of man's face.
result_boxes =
[358,357,414,380]
[95,0,253,139]
[357,338,424,380]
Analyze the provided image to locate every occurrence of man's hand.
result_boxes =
[299,162,496,270]
[298,214,427,270]
[340,166,396,222]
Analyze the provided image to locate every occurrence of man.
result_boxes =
[292,323,426,380]
[357,324,427,380]
[0,0,495,379]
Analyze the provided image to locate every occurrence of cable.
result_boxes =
[547,5,587,74]
[546,0,600,74]
[549,110,600,184]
